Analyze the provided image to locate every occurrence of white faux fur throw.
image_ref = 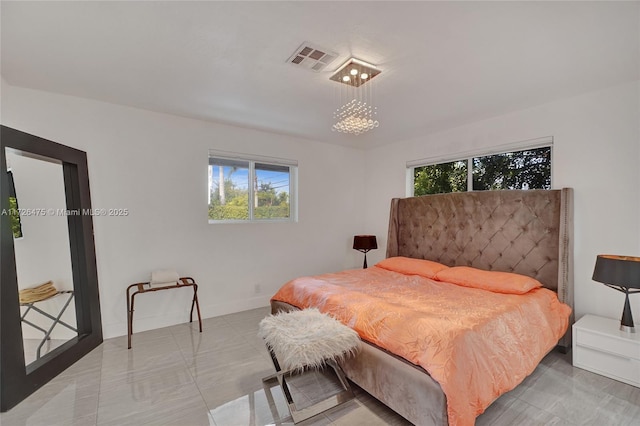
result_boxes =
[258,308,361,372]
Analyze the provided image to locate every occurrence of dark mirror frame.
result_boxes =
[1,126,102,412]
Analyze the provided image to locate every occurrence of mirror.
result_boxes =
[1,126,102,412]
[6,148,78,367]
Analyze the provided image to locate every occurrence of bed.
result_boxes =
[270,189,574,425]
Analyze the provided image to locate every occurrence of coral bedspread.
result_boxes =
[271,266,571,426]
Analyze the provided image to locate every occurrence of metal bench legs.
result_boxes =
[262,349,354,424]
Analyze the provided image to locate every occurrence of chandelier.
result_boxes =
[330,58,381,135]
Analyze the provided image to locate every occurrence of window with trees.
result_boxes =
[7,170,22,238]
[410,143,551,196]
[208,152,297,222]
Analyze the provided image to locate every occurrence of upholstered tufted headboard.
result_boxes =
[387,189,574,348]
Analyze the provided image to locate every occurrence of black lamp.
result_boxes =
[353,235,377,269]
[592,254,640,333]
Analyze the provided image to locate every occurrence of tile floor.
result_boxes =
[2,307,640,425]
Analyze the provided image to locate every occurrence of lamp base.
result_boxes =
[620,324,636,333]
[620,291,635,333]
[356,249,371,269]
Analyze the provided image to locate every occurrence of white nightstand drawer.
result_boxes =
[576,328,640,361]
[574,344,640,387]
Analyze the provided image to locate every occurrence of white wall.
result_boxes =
[1,79,367,338]
[364,80,640,324]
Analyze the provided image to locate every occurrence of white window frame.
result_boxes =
[406,136,553,196]
[208,150,298,224]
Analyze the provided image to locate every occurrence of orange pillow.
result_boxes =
[375,256,449,279]
[434,266,542,294]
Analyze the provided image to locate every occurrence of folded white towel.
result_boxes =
[150,269,180,287]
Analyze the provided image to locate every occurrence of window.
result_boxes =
[408,139,552,196]
[7,170,23,238]
[208,151,297,222]
[414,160,467,196]
[472,147,551,191]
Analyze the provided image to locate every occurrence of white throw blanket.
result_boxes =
[258,308,360,372]
[150,269,180,287]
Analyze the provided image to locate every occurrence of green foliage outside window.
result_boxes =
[255,182,289,219]
[209,176,249,220]
[413,147,551,196]
[9,196,22,238]
[472,147,551,190]
[414,160,467,196]
[208,179,290,221]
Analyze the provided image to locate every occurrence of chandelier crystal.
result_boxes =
[330,58,381,135]
[332,99,379,134]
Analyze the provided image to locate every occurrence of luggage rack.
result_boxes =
[126,277,202,349]
[20,290,77,359]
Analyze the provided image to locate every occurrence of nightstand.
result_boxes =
[573,314,640,388]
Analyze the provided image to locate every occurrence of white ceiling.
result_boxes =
[1,1,638,149]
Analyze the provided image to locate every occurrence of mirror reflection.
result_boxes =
[6,148,78,367]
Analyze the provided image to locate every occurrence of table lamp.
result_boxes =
[353,235,377,269]
[592,254,640,333]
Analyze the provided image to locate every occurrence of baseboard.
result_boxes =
[102,294,270,339]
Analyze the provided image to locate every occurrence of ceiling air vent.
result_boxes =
[287,42,338,72]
